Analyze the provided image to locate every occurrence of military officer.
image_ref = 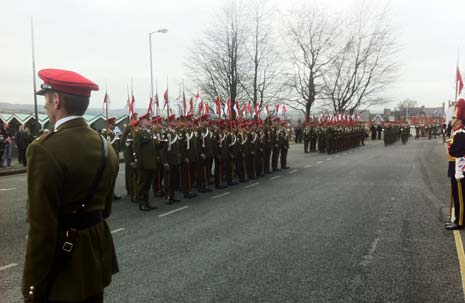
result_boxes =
[121,116,139,202]
[23,68,119,303]
[133,113,158,211]
[160,117,181,204]
[279,122,290,169]
[446,98,465,230]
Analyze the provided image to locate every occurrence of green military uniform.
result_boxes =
[278,127,289,169]
[23,118,119,302]
[121,125,136,200]
[133,126,158,210]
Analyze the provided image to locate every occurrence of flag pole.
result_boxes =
[166,75,169,118]
[456,49,460,104]
[105,81,109,132]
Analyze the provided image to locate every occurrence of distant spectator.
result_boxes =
[17,126,34,166]
[377,125,382,140]
[1,123,12,167]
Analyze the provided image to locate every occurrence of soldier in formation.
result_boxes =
[302,120,366,154]
[120,114,290,211]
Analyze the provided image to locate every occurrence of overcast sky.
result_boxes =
[1,0,464,112]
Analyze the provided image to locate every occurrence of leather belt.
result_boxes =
[58,210,103,230]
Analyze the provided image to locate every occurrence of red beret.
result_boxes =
[139,113,150,121]
[167,115,176,122]
[457,99,465,120]
[130,120,139,127]
[152,116,162,123]
[106,117,116,124]
[36,69,99,97]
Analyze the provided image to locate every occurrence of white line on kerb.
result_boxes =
[211,192,231,199]
[288,169,298,174]
[0,263,18,271]
[111,228,125,234]
[270,175,281,180]
[245,182,259,189]
[304,164,314,168]
[316,161,323,165]
[0,188,16,191]
[158,206,190,217]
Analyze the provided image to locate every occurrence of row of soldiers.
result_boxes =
[383,124,410,146]
[302,123,366,154]
[103,114,290,211]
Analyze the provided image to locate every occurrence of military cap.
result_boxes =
[35,68,99,97]
[152,116,162,123]
[106,117,116,124]
[130,119,139,127]
[139,112,150,121]
[457,98,465,120]
[167,115,176,122]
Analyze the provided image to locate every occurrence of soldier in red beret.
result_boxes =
[23,69,119,302]
[446,98,465,230]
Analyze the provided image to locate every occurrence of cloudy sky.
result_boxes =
[1,0,464,112]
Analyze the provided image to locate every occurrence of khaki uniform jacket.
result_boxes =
[22,118,119,302]
[133,128,157,169]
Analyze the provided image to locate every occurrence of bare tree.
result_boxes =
[240,0,282,115]
[281,6,340,120]
[186,0,249,118]
[396,98,418,111]
[322,4,399,114]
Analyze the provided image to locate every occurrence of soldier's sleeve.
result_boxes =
[133,131,142,167]
[22,142,62,301]
[103,146,119,219]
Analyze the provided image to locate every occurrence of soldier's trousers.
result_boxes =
[136,168,156,202]
[181,161,193,195]
[214,158,224,187]
[271,146,279,170]
[164,164,179,199]
[310,138,317,152]
[198,158,209,190]
[451,177,465,226]
[124,160,134,196]
[225,157,235,184]
[126,167,137,199]
[280,148,288,169]
[256,151,264,176]
[236,157,247,181]
[153,165,163,195]
[247,154,257,179]
[264,147,271,173]
[304,139,309,153]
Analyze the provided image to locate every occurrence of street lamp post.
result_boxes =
[149,28,168,110]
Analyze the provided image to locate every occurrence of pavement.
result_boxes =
[0,138,464,302]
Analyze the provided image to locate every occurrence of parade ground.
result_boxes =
[1,138,464,302]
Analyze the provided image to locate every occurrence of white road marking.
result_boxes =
[270,175,281,180]
[111,228,125,234]
[158,206,190,217]
[335,155,340,158]
[326,158,332,161]
[316,161,323,165]
[288,169,298,174]
[0,188,16,191]
[245,182,259,189]
[0,263,18,271]
[304,163,314,168]
[211,192,231,199]
[18,178,26,181]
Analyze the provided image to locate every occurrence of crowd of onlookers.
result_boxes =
[0,123,34,168]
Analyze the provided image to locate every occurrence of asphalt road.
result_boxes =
[0,138,464,302]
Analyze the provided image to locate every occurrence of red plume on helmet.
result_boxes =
[457,98,465,120]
